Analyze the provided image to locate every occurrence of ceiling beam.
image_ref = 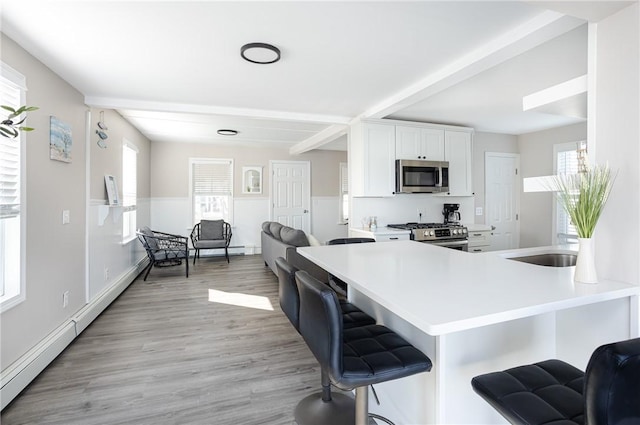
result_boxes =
[84,96,352,125]
[361,10,585,119]
[289,124,348,155]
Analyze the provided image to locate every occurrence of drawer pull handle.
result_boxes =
[389,237,398,240]
[473,233,482,236]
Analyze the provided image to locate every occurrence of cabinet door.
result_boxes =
[395,126,422,159]
[422,128,445,160]
[444,130,473,196]
[363,123,396,196]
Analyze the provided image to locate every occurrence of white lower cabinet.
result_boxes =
[468,229,491,253]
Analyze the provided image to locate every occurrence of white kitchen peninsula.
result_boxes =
[297,241,640,424]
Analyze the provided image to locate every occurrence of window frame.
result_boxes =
[552,140,585,245]
[338,162,348,224]
[121,140,138,244]
[189,158,234,226]
[0,62,27,312]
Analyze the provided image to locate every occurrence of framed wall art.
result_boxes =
[242,166,262,194]
[49,116,72,163]
[105,175,120,205]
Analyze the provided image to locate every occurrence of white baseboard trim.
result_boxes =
[73,257,148,334]
[0,257,148,411]
[0,321,76,410]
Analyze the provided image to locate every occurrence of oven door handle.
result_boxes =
[426,239,469,247]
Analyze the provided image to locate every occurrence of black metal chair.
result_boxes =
[326,238,375,297]
[275,257,376,425]
[471,337,640,425]
[190,220,232,264]
[137,227,189,281]
[295,270,432,425]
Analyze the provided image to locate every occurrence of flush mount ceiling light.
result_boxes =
[240,42,281,64]
[217,129,238,136]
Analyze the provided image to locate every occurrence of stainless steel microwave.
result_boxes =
[395,159,449,193]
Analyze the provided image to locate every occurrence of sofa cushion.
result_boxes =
[280,226,309,247]
[201,219,224,240]
[262,221,272,236]
[270,222,284,241]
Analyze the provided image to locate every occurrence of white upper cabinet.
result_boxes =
[395,126,445,160]
[350,121,396,197]
[444,130,473,196]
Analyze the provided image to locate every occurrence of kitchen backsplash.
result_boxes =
[352,195,474,227]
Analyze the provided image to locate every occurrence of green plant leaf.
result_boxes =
[0,126,19,138]
[18,126,35,132]
[1,105,17,114]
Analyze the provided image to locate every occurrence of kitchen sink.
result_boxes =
[507,253,577,267]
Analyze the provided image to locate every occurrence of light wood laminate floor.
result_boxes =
[2,255,323,425]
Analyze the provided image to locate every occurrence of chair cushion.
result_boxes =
[201,220,224,240]
[337,324,432,389]
[339,300,376,330]
[471,359,585,425]
[280,226,309,247]
[194,240,227,249]
[269,222,283,241]
[141,226,158,250]
[262,221,272,236]
[153,250,188,261]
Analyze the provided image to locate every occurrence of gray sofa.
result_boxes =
[261,221,329,284]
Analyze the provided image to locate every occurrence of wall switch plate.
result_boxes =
[104,267,109,282]
[63,291,69,308]
[475,207,483,216]
[62,210,70,224]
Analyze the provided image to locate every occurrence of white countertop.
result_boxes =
[466,223,492,232]
[298,241,639,336]
[349,226,411,236]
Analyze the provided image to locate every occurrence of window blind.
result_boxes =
[192,160,232,195]
[0,75,21,220]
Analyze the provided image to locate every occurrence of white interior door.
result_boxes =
[270,161,311,233]
[485,153,520,250]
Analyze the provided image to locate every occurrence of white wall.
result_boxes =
[592,3,640,285]
[351,195,475,228]
[0,35,152,371]
[517,122,587,248]
[149,141,348,250]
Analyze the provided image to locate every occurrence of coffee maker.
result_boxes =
[443,203,461,224]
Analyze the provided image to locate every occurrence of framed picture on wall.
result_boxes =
[242,166,262,194]
[105,175,120,205]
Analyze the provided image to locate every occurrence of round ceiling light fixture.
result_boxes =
[217,129,238,136]
[241,42,281,64]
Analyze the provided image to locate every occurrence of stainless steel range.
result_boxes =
[387,223,469,251]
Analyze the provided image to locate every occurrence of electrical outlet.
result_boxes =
[62,291,69,308]
[475,207,483,216]
[62,210,70,224]
[104,267,109,282]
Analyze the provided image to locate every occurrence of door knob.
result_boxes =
[303,209,309,213]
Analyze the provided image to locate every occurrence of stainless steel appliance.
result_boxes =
[387,222,468,251]
[395,160,449,194]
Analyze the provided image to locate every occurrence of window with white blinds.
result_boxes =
[190,158,233,224]
[122,142,137,241]
[554,141,586,243]
[1,62,26,310]
[339,162,348,223]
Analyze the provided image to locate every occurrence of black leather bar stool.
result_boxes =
[275,257,376,425]
[295,270,432,425]
[471,337,640,425]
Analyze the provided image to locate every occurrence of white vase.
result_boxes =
[575,237,598,284]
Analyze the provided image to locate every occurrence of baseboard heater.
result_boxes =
[0,257,148,411]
